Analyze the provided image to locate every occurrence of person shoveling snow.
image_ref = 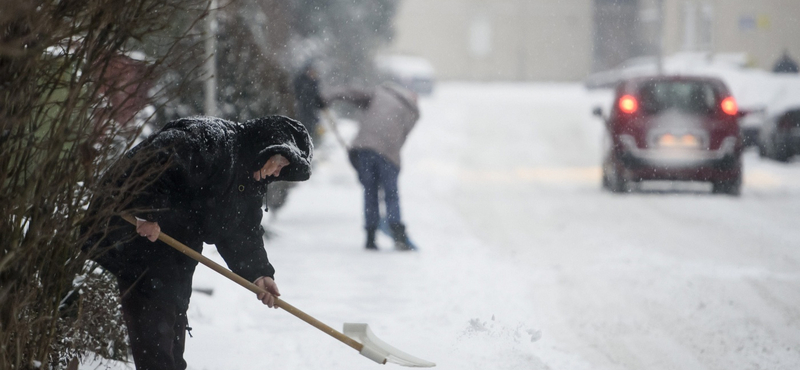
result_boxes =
[82,115,312,370]
[323,82,421,251]
[82,114,434,369]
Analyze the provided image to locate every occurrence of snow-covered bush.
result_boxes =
[0,0,209,368]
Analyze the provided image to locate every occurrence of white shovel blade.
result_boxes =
[343,323,436,367]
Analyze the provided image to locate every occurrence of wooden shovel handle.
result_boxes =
[121,214,363,352]
[321,109,351,150]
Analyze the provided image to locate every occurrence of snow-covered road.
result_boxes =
[403,83,800,370]
[89,82,800,370]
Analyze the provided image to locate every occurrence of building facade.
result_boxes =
[660,0,800,69]
[384,0,593,81]
[384,0,800,81]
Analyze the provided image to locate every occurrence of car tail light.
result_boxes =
[618,95,638,114]
[720,97,738,116]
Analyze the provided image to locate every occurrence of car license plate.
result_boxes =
[658,134,700,149]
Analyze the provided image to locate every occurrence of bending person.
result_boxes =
[83,115,313,370]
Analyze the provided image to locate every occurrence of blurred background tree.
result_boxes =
[286,0,398,86]
[154,0,400,124]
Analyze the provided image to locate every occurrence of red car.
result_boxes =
[594,75,744,195]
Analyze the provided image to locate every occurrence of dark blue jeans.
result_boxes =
[352,149,401,230]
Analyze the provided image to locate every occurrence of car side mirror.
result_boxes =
[592,107,604,119]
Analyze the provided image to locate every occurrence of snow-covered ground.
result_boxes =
[84,81,800,370]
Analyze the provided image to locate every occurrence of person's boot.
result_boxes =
[389,223,414,251]
[365,228,378,250]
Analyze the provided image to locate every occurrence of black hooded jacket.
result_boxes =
[85,115,312,309]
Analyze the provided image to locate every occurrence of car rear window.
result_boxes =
[637,81,718,115]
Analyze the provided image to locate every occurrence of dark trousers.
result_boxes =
[354,149,402,229]
[120,282,188,370]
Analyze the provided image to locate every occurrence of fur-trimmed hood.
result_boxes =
[238,115,314,182]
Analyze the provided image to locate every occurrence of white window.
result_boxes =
[469,18,492,58]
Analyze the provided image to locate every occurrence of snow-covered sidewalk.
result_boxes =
[182,115,545,369]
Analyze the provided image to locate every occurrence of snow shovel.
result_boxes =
[121,215,435,367]
[321,108,361,170]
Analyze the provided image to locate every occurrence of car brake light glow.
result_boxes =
[618,95,638,114]
[721,97,738,116]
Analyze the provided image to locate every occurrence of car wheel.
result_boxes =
[601,170,611,190]
[766,133,791,162]
[758,142,768,157]
[604,161,628,193]
[712,171,742,196]
[774,142,792,162]
[601,156,612,190]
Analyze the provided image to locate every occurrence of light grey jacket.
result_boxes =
[325,83,419,168]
